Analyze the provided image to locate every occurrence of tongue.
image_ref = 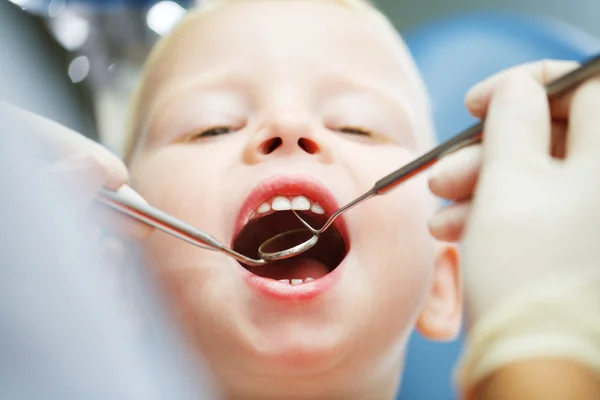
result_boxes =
[248,258,330,281]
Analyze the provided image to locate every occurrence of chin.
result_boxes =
[217,295,408,400]
[235,262,394,377]
[250,328,350,372]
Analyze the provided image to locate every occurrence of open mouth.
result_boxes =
[232,195,348,284]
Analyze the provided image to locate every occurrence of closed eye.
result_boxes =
[338,126,373,136]
[190,126,234,140]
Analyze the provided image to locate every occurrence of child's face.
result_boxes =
[128,1,459,396]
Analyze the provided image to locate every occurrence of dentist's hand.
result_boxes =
[0,102,154,243]
[428,60,600,400]
[427,60,584,243]
[427,59,600,320]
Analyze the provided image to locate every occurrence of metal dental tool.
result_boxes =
[96,54,600,266]
[95,189,267,267]
[257,53,600,262]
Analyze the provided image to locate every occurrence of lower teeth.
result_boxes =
[278,277,314,285]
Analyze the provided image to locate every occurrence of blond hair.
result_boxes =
[123,0,432,161]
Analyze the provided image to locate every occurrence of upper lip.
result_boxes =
[232,174,350,247]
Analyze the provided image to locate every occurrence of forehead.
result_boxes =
[145,1,421,97]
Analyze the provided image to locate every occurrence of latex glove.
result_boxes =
[427,60,600,324]
[0,102,154,291]
[1,102,153,239]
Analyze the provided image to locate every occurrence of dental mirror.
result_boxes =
[258,228,319,261]
[258,53,600,262]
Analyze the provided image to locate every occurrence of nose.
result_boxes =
[243,112,334,164]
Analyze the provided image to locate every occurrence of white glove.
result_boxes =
[1,102,153,242]
[427,60,600,389]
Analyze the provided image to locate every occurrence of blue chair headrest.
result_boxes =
[397,11,600,400]
[405,11,600,144]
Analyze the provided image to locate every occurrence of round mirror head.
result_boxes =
[257,228,318,262]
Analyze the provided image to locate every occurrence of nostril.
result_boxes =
[259,137,283,154]
[298,138,319,154]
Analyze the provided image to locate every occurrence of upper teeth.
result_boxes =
[272,196,292,211]
[251,195,325,221]
[291,196,310,210]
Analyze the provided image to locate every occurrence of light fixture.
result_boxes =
[48,11,90,51]
[68,55,90,83]
[7,0,28,8]
[146,1,187,36]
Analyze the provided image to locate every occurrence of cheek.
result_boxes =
[343,180,437,367]
[355,178,435,287]
[346,146,436,274]
[350,181,436,354]
[347,147,437,319]
[129,148,224,221]
[376,176,435,266]
[129,149,247,359]
[127,148,232,269]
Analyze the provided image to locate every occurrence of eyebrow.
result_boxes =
[146,69,247,137]
[322,71,417,117]
[152,69,246,113]
[321,71,419,143]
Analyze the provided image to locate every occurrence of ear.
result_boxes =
[415,243,462,341]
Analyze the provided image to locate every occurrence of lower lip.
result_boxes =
[240,258,346,301]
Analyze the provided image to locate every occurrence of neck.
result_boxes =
[223,357,404,400]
